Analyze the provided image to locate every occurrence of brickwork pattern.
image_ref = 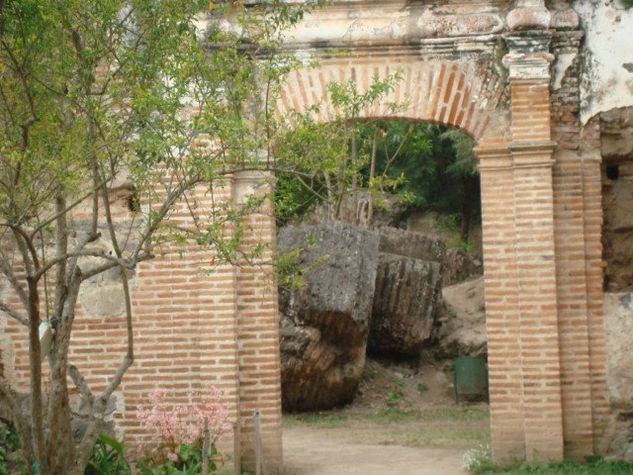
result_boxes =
[277,55,510,141]
[550,31,610,456]
[0,27,612,472]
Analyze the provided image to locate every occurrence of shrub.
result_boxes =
[136,387,231,473]
[85,434,131,475]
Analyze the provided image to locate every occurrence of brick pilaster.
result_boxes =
[502,30,565,462]
[477,141,526,461]
[550,29,610,456]
[232,170,283,474]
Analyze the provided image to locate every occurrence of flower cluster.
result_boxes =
[136,386,232,465]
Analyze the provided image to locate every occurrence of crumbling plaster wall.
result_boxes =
[575,0,633,123]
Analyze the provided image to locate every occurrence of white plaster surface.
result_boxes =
[552,52,576,90]
[575,1,633,123]
[605,292,633,402]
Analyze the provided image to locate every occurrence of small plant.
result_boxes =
[463,450,633,474]
[386,378,405,407]
[85,434,131,475]
[417,383,429,394]
[136,387,231,474]
[0,421,24,475]
[462,443,494,474]
[276,246,330,292]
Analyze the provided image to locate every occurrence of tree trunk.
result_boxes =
[366,129,379,229]
[460,177,475,243]
[26,277,45,474]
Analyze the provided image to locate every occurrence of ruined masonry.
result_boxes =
[2,0,628,472]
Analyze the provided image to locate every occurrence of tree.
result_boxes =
[275,100,480,238]
[440,128,478,242]
[274,72,406,225]
[362,123,479,241]
[0,0,309,472]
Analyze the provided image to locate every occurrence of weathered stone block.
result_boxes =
[369,253,441,357]
[278,221,379,411]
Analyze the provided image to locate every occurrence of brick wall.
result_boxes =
[0,27,612,472]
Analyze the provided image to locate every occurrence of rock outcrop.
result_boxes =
[278,221,379,411]
[436,277,486,358]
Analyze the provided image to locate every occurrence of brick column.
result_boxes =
[502,29,564,462]
[232,169,282,474]
[477,141,525,461]
[511,141,564,462]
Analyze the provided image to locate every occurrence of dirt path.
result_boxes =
[282,425,467,475]
[280,359,486,474]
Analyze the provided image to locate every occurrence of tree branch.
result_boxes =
[0,247,28,307]
[0,377,34,467]
[0,301,28,326]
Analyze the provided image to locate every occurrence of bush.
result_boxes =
[85,434,131,475]
[135,387,231,474]
[0,421,24,475]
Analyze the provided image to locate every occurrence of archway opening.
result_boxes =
[273,116,490,470]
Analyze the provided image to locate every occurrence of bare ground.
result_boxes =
[282,427,467,475]
[281,358,489,475]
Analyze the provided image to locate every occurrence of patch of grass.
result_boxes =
[399,426,489,449]
[466,453,633,475]
[360,408,414,424]
[283,413,349,428]
[284,406,489,427]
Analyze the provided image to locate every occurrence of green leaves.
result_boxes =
[85,434,131,475]
[0,1,316,471]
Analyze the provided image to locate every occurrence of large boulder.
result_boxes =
[377,227,446,262]
[367,228,444,358]
[369,254,442,357]
[436,277,487,358]
[278,221,379,411]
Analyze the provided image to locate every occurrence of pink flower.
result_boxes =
[136,386,231,464]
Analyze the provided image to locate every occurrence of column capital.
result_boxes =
[503,31,554,81]
[232,168,275,205]
[507,1,551,31]
[510,140,556,168]
[475,142,512,171]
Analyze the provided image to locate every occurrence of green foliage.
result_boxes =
[85,434,131,475]
[386,378,405,407]
[276,243,329,292]
[137,442,218,475]
[273,72,407,223]
[0,421,23,475]
[625,0,633,9]
[0,0,320,472]
[466,454,633,475]
[276,247,307,291]
[276,109,481,237]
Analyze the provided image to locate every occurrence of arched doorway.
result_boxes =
[230,2,609,470]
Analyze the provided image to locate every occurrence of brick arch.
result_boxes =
[0,5,612,474]
[276,58,510,142]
